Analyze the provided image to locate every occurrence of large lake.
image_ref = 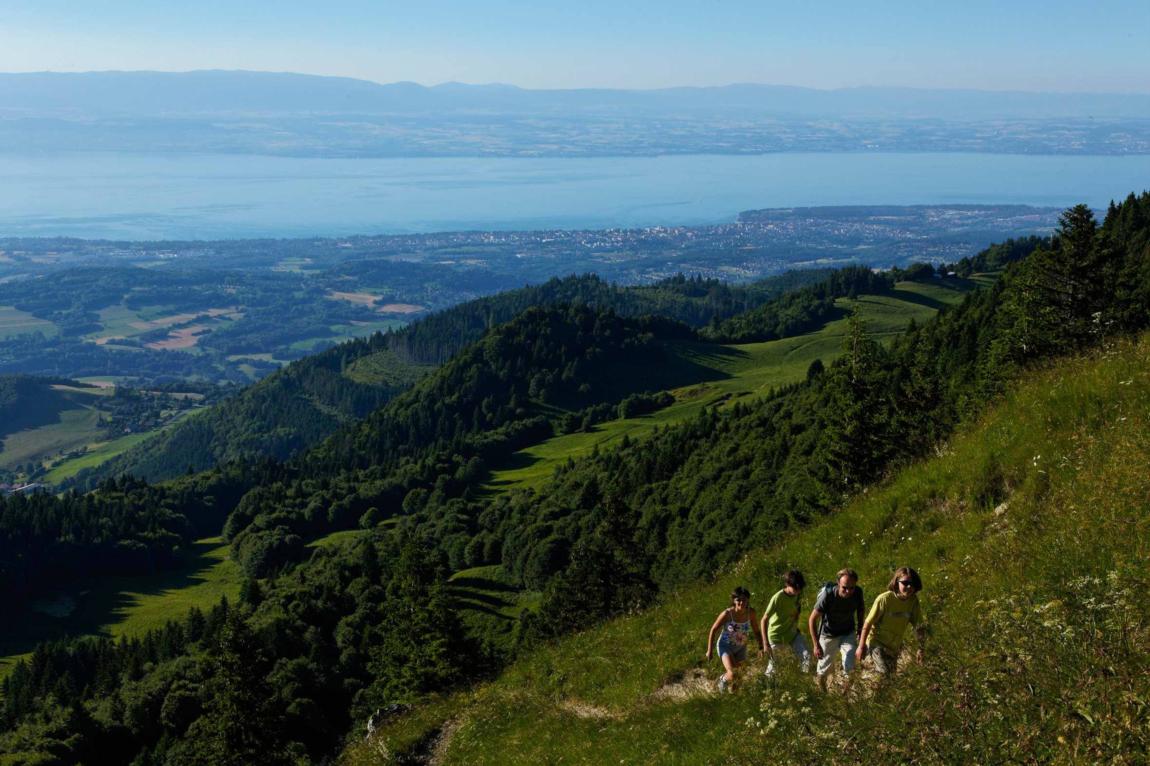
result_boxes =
[2,152,1149,240]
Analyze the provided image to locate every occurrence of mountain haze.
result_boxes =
[3,71,1147,157]
[5,71,1150,119]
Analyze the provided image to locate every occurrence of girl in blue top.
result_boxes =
[705,586,763,692]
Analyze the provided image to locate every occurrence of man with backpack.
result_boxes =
[808,568,865,692]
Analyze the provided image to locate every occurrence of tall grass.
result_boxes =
[351,335,1150,764]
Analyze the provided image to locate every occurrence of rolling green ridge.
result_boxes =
[488,279,975,493]
[1,198,1142,765]
[352,333,1150,765]
[220,272,971,586]
[0,278,957,697]
[71,338,425,489]
[78,270,833,487]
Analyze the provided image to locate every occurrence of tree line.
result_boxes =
[3,195,1146,764]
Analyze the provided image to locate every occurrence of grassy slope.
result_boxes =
[463,280,978,658]
[0,384,113,470]
[0,382,191,479]
[0,280,974,706]
[353,335,1150,765]
[285,319,408,355]
[0,305,57,339]
[0,529,374,678]
[42,431,156,483]
[0,537,240,678]
[488,279,974,493]
[343,348,437,388]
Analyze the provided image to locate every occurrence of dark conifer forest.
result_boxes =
[3,194,1149,764]
[76,269,832,489]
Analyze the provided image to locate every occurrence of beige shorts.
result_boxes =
[870,645,900,675]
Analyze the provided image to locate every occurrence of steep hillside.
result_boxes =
[76,271,828,486]
[0,375,206,482]
[488,278,975,494]
[0,278,971,688]
[73,336,426,488]
[353,333,1150,765]
[1,196,1142,766]
[220,277,977,583]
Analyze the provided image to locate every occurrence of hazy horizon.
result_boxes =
[3,69,1150,96]
[3,1,1147,92]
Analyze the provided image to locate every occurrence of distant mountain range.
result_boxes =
[3,70,1150,119]
[3,70,1149,157]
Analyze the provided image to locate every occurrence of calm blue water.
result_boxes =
[1,152,1148,240]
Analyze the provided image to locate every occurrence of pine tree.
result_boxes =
[167,612,295,766]
[822,311,891,490]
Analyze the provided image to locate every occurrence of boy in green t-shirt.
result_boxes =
[761,570,811,676]
[858,566,926,675]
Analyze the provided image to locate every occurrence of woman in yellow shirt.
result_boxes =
[858,566,925,675]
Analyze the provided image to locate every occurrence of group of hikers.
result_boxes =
[705,566,924,692]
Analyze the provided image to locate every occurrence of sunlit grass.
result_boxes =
[487,280,974,494]
[355,334,1150,765]
[42,431,156,483]
[1,537,240,680]
[0,407,102,470]
[0,305,57,339]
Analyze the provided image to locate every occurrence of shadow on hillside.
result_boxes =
[1,539,225,666]
[659,342,744,380]
[449,598,515,620]
[483,452,543,489]
[887,287,950,313]
[572,341,743,405]
[449,576,520,594]
[1,386,74,439]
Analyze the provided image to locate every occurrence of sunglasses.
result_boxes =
[898,580,914,588]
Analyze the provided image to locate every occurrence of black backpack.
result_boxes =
[817,581,862,635]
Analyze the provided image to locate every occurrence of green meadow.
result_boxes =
[42,431,156,483]
[449,565,543,656]
[487,279,976,493]
[351,333,1150,766]
[0,305,56,339]
[0,384,113,469]
[308,529,370,550]
[0,383,178,482]
[83,304,151,343]
[1,537,240,679]
[288,319,409,352]
[343,347,436,387]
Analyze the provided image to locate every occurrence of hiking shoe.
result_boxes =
[717,675,730,693]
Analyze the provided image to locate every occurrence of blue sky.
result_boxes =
[1,0,1147,92]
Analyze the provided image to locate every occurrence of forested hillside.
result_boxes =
[1,193,1147,765]
[77,270,829,486]
[72,336,430,489]
[0,375,213,485]
[364,322,1150,765]
[0,467,260,610]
